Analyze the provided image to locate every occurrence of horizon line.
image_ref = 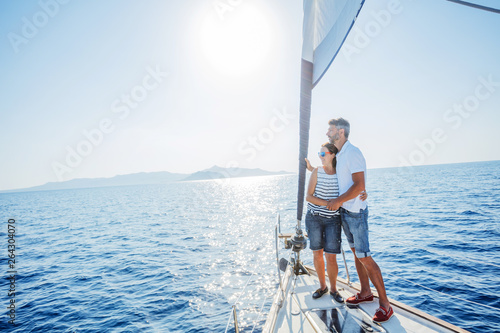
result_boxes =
[1,159,498,193]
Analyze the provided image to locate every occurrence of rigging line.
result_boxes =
[446,0,500,14]
[224,307,234,333]
[385,272,500,312]
[249,295,271,333]
[369,231,500,269]
[233,270,256,307]
[224,270,257,333]
[363,232,500,297]
[290,292,322,333]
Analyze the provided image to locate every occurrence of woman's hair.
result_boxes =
[322,142,338,169]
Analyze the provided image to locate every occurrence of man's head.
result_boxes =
[327,117,350,144]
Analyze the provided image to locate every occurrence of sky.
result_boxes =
[1,0,499,191]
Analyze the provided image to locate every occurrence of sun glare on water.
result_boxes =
[199,5,272,77]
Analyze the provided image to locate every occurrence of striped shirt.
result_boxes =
[307,167,340,217]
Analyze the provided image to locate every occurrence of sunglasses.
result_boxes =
[318,151,333,157]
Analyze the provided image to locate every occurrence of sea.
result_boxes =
[1,160,499,333]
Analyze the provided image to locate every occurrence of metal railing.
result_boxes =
[275,214,286,304]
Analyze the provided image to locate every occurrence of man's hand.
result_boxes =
[359,190,368,201]
[327,198,342,211]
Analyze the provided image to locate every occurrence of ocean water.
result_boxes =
[1,161,499,332]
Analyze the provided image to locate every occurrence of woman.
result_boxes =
[305,142,366,302]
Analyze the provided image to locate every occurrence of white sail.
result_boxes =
[302,0,365,87]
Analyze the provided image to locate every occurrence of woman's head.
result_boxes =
[319,142,338,169]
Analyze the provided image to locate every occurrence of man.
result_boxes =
[326,117,393,323]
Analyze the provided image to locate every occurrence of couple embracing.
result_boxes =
[305,117,393,323]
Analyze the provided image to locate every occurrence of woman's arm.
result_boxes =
[305,158,314,172]
[306,168,329,206]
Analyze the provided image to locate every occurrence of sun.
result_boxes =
[199,4,272,77]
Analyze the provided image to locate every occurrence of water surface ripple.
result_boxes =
[0,161,499,332]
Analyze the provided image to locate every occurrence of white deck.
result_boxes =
[263,265,469,333]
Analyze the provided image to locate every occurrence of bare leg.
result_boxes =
[358,256,390,309]
[351,247,372,297]
[313,249,327,290]
[325,253,338,291]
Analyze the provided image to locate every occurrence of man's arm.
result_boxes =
[327,171,365,211]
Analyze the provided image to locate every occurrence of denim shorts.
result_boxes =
[340,207,371,258]
[305,211,342,254]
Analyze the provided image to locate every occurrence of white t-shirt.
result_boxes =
[336,140,367,212]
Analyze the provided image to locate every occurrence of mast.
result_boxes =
[296,0,365,223]
[296,59,313,223]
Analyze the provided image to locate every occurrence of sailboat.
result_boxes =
[225,0,499,332]
[261,216,470,332]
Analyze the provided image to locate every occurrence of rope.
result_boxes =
[369,230,500,269]
[233,270,256,306]
[224,307,234,333]
[362,231,500,310]
[290,292,321,333]
[446,0,500,14]
[385,272,500,312]
[249,295,270,333]
[223,270,256,333]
